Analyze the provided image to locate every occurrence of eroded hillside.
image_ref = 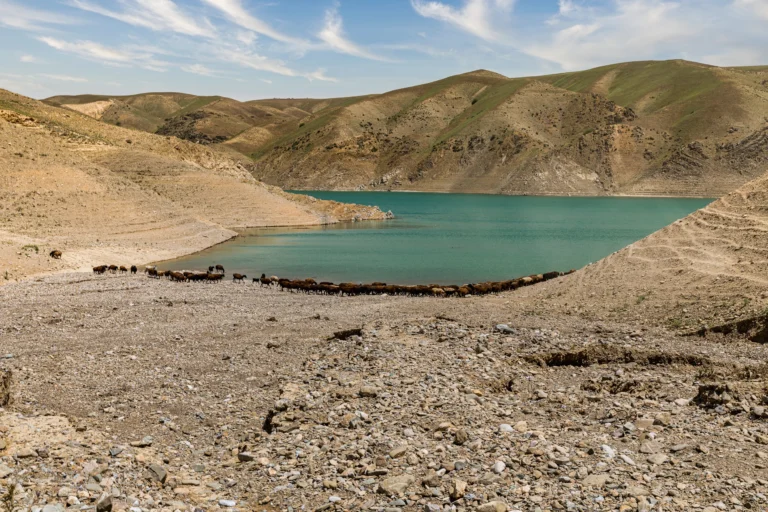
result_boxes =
[0,89,388,281]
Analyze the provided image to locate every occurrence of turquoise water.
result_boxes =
[163,192,711,285]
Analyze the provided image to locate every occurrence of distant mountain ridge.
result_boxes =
[47,60,768,197]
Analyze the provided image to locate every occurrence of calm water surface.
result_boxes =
[163,192,711,284]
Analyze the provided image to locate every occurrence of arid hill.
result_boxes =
[0,88,388,281]
[515,167,768,335]
[49,60,768,197]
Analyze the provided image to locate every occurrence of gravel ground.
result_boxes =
[1,272,768,512]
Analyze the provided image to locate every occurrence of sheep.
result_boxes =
[170,271,187,282]
[49,250,62,259]
[93,265,108,274]
[258,274,273,287]
[206,273,224,283]
[130,265,137,274]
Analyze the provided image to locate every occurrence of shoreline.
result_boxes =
[288,188,718,200]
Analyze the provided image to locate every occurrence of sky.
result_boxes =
[0,0,767,101]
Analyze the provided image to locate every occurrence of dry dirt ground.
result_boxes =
[1,273,768,512]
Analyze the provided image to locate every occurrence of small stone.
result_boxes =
[359,386,379,398]
[130,436,153,448]
[378,474,415,496]
[582,474,610,488]
[96,493,112,512]
[0,464,13,478]
[425,504,442,512]
[647,453,668,465]
[513,420,528,432]
[674,398,690,407]
[601,445,616,458]
[237,452,255,462]
[449,479,467,501]
[670,444,689,453]
[499,424,514,433]
[619,454,635,465]
[147,463,167,484]
[14,447,36,458]
[492,461,506,474]
[477,501,508,512]
[454,429,468,445]
[389,445,408,458]
[639,441,661,454]
[495,324,515,334]
[218,500,236,508]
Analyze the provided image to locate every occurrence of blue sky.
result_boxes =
[1,0,767,100]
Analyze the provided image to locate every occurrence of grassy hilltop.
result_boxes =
[47,60,768,196]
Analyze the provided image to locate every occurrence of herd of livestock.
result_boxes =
[92,263,572,297]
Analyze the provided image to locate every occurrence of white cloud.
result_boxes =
[236,30,258,46]
[260,78,273,84]
[210,43,335,81]
[181,63,217,76]
[69,0,215,37]
[734,0,768,19]
[410,0,515,42]
[703,47,765,67]
[318,4,390,61]
[305,69,338,83]
[0,0,76,30]
[38,36,170,71]
[39,73,88,82]
[524,0,699,70]
[200,0,308,47]
[20,55,40,63]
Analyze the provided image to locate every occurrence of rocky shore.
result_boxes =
[1,273,767,511]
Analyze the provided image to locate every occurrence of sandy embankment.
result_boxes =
[0,103,389,283]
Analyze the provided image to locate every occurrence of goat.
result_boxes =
[49,250,62,259]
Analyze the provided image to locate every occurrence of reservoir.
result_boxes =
[163,192,711,285]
